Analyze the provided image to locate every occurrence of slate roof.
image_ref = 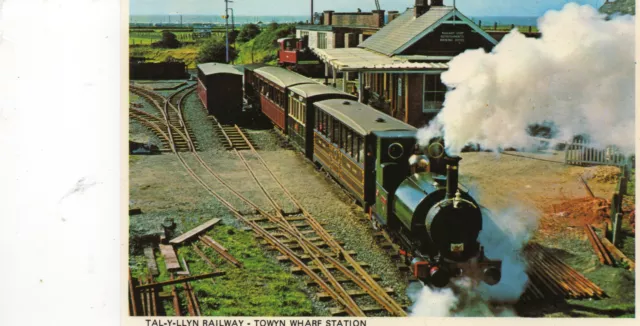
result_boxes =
[197,63,243,76]
[359,6,454,56]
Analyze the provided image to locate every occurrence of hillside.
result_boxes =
[236,24,296,65]
[600,0,635,16]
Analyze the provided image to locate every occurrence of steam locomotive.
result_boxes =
[199,64,502,288]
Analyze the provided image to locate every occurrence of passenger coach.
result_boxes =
[197,63,243,123]
[312,99,417,207]
[245,66,316,133]
[287,84,355,158]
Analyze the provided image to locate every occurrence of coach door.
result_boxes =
[329,118,342,175]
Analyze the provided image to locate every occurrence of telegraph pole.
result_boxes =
[311,0,314,25]
[225,0,230,63]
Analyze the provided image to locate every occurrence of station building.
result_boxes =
[311,0,498,127]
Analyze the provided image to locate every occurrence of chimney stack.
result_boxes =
[323,10,334,26]
[388,11,400,23]
[431,0,444,6]
[415,0,429,18]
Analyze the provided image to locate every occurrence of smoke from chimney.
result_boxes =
[416,4,635,155]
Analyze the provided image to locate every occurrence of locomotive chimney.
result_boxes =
[444,156,461,199]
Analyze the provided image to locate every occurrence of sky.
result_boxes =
[130,0,607,17]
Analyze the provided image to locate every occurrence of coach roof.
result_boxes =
[254,66,317,88]
[289,83,356,100]
[314,99,416,135]
[197,62,243,76]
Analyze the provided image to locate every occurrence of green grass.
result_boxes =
[130,224,315,316]
[130,45,201,69]
[626,168,635,196]
[176,225,314,316]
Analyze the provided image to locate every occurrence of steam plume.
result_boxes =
[417,4,635,155]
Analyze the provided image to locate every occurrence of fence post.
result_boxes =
[612,212,623,246]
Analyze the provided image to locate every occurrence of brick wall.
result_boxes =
[406,74,426,127]
[328,10,385,28]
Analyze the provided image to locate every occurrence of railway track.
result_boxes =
[212,123,259,150]
[130,84,198,152]
[147,87,408,316]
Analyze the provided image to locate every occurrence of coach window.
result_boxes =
[357,136,365,164]
[322,112,328,136]
[344,129,352,156]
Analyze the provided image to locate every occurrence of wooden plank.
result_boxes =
[159,243,181,271]
[143,247,159,276]
[601,237,635,271]
[136,271,226,290]
[170,218,221,244]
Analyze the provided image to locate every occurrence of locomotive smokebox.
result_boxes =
[444,156,462,199]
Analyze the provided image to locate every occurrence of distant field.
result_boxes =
[129,30,229,45]
[130,45,200,69]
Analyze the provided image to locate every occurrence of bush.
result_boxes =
[151,31,182,49]
[237,24,261,43]
[197,38,238,63]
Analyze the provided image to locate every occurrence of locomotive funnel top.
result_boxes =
[444,156,461,199]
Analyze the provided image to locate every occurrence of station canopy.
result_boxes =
[312,47,448,73]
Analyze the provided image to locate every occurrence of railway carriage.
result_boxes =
[312,99,417,207]
[240,64,267,111]
[287,84,355,158]
[249,66,317,133]
[196,63,243,123]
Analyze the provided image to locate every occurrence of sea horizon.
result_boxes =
[129,14,540,27]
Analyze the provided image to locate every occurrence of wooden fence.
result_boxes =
[564,138,628,167]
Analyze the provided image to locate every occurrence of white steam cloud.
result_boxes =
[417,3,635,155]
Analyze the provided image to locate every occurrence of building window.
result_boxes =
[318,32,327,49]
[300,31,309,39]
[423,74,446,113]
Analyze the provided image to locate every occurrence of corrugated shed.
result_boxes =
[358,6,454,56]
